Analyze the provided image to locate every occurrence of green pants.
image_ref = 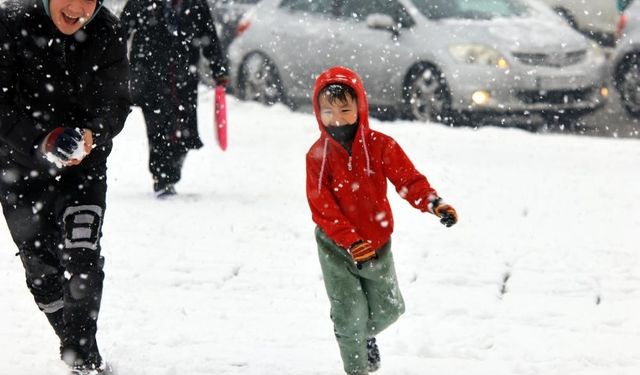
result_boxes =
[316,228,405,375]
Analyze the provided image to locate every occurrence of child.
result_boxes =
[306,66,458,375]
[0,0,130,374]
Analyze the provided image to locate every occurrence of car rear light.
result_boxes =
[236,19,251,36]
[615,14,627,40]
[235,8,256,37]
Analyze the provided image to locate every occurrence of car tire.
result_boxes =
[237,53,284,105]
[403,64,458,124]
[615,53,640,118]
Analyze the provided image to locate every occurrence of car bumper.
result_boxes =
[446,64,609,114]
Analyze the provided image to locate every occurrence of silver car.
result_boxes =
[540,0,618,47]
[612,0,640,118]
[228,0,608,126]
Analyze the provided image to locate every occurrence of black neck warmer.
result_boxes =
[327,123,358,154]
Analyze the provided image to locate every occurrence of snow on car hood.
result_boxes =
[436,16,589,54]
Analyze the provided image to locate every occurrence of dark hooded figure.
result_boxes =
[0,0,130,373]
[120,0,228,198]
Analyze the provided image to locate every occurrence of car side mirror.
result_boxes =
[366,13,400,38]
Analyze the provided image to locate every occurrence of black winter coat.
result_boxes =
[0,0,131,174]
[121,0,227,149]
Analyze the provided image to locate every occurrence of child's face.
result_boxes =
[319,93,358,127]
[49,0,98,35]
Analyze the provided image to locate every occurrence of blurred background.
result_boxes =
[107,0,640,139]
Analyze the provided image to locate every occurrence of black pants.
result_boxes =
[0,164,108,365]
[143,108,189,188]
[139,67,203,188]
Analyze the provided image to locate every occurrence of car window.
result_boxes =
[280,0,336,15]
[338,0,414,27]
[411,0,530,20]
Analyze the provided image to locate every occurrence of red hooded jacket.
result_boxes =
[306,66,438,251]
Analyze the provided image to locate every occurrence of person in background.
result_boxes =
[120,0,229,198]
[306,66,458,375]
[0,0,130,373]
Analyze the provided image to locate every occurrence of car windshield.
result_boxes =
[411,0,530,20]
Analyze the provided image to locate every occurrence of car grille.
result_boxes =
[512,50,587,67]
[516,88,593,104]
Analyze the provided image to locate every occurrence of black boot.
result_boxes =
[45,309,66,340]
[62,342,104,375]
[367,337,380,372]
[69,360,111,375]
[153,181,177,198]
[60,271,105,374]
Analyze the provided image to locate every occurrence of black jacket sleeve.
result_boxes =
[82,22,132,146]
[120,0,142,39]
[0,13,46,157]
[198,0,228,79]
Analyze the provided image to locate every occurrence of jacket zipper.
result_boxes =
[62,38,67,64]
[325,135,353,171]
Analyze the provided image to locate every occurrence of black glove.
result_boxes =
[42,127,83,161]
[428,197,458,227]
[437,207,458,227]
[215,75,230,87]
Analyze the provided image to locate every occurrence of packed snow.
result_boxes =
[1,87,639,375]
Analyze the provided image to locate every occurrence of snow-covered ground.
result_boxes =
[1,87,639,375]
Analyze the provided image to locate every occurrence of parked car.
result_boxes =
[612,0,640,117]
[540,0,619,47]
[228,0,608,126]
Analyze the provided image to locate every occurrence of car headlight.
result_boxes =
[448,44,509,69]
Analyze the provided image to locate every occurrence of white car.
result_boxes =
[229,0,609,126]
[612,0,640,117]
[540,0,619,47]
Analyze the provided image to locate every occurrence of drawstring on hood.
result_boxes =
[317,138,330,194]
[41,0,104,25]
[313,66,373,192]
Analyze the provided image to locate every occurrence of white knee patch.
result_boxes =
[62,205,103,250]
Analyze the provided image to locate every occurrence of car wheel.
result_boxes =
[615,53,640,117]
[403,65,455,124]
[237,53,284,105]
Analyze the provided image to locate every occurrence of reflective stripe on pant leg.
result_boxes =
[16,247,66,310]
[315,228,369,374]
[39,298,64,313]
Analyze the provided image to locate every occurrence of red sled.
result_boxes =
[214,85,228,151]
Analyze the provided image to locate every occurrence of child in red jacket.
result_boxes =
[306,66,458,375]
